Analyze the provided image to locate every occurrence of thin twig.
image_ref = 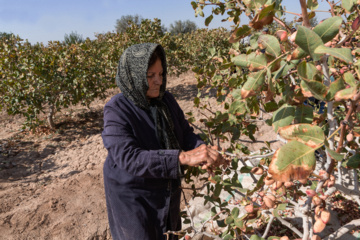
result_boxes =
[180,189,197,232]
[200,210,226,232]
[239,158,258,183]
[289,74,296,85]
[273,16,292,32]
[275,215,303,238]
[189,122,211,143]
[237,139,278,144]
[181,181,210,191]
[242,151,275,160]
[261,214,274,239]
[281,10,302,17]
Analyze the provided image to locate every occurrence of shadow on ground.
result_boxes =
[0,108,104,182]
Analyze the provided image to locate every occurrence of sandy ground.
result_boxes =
[0,72,282,240]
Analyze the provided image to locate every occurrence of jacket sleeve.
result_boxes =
[102,104,180,179]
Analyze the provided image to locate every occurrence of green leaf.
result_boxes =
[240,166,253,173]
[343,72,357,87]
[205,15,214,27]
[235,25,252,39]
[225,2,236,9]
[231,207,240,218]
[258,34,281,57]
[313,16,343,43]
[354,126,360,136]
[258,2,275,20]
[334,87,357,101]
[278,124,325,148]
[232,54,248,68]
[347,153,360,168]
[277,203,288,211]
[326,77,346,101]
[307,0,319,10]
[247,174,265,195]
[264,100,278,112]
[216,219,227,227]
[229,100,247,115]
[234,218,245,229]
[342,0,356,13]
[225,216,234,224]
[326,146,344,161]
[269,141,316,182]
[232,52,267,70]
[314,45,353,64]
[272,62,287,80]
[301,80,328,101]
[291,47,308,60]
[209,47,216,56]
[241,70,266,99]
[191,1,197,10]
[297,61,318,81]
[273,203,288,217]
[213,183,222,197]
[295,105,314,124]
[295,26,324,61]
[250,234,266,240]
[230,89,242,100]
[249,3,275,30]
[272,104,296,132]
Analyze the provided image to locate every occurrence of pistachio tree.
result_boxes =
[178,0,360,239]
[0,19,230,129]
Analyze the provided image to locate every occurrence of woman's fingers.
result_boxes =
[179,144,227,168]
[205,146,226,167]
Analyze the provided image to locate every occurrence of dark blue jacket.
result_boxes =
[102,91,204,240]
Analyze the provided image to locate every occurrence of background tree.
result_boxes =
[115,14,143,33]
[64,31,84,45]
[0,32,15,40]
[169,20,197,35]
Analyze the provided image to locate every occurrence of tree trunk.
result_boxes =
[47,105,56,129]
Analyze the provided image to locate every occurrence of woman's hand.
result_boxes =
[179,144,226,172]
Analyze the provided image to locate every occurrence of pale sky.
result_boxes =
[0,0,332,44]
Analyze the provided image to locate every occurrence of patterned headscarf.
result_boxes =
[116,43,167,110]
[116,43,180,150]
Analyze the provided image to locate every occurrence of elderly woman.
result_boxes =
[102,43,224,240]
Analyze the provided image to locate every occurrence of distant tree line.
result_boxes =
[114,15,197,35]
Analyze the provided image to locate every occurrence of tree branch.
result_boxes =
[300,0,311,28]
[275,215,303,238]
[273,17,292,32]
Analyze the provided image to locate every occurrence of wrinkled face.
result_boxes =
[146,58,163,98]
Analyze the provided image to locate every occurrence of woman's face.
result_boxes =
[146,58,163,98]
